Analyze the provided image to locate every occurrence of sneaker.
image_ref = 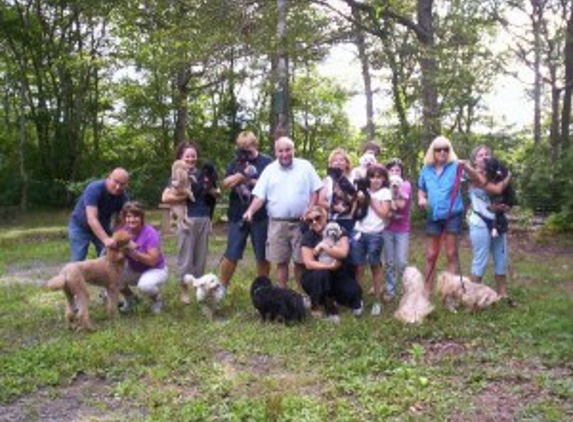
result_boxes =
[326,314,340,324]
[99,289,108,304]
[352,302,364,317]
[371,302,382,316]
[119,295,139,314]
[302,295,312,310]
[214,284,227,304]
[151,295,163,314]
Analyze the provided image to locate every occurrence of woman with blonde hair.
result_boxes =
[317,148,355,232]
[418,136,464,295]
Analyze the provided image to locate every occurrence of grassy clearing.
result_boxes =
[0,212,572,421]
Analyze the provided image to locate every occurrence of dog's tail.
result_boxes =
[46,274,66,290]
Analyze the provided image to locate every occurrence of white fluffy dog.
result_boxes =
[436,271,500,312]
[183,273,225,317]
[316,221,343,265]
[394,267,434,324]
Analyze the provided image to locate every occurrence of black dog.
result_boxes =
[233,149,258,205]
[250,276,306,324]
[197,162,220,219]
[483,157,517,236]
[327,167,356,217]
[353,177,370,221]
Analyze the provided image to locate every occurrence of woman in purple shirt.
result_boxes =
[119,202,168,314]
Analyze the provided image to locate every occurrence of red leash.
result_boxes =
[424,162,465,287]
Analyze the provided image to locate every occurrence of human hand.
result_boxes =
[418,196,428,209]
[104,237,116,249]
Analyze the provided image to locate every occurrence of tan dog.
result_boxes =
[394,266,434,324]
[436,271,500,312]
[47,230,132,331]
[166,159,194,230]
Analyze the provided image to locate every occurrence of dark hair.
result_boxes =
[175,140,199,160]
[386,158,405,177]
[366,165,389,188]
[121,201,145,223]
[361,141,381,157]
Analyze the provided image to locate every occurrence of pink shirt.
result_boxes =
[386,180,412,233]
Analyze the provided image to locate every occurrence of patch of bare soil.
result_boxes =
[0,373,145,422]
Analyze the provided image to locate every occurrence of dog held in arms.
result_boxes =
[316,221,343,265]
[183,273,224,318]
[47,230,132,331]
[165,159,195,230]
[394,267,434,324]
[483,157,517,238]
[436,271,500,312]
[250,276,306,324]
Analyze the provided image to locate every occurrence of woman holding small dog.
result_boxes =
[300,206,363,322]
[318,148,356,233]
[162,141,218,305]
[382,158,412,302]
[118,202,168,314]
[418,136,465,296]
[463,145,513,303]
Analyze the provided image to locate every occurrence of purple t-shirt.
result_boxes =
[386,180,412,233]
[125,224,165,273]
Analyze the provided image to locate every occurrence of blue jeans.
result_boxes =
[68,220,104,262]
[382,231,410,297]
[469,224,508,276]
[350,231,384,266]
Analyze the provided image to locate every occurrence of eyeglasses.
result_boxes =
[307,216,322,224]
[434,147,450,153]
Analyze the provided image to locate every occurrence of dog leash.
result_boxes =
[424,162,466,292]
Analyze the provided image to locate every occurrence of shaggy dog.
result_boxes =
[233,148,258,204]
[350,152,377,180]
[250,276,306,324]
[483,157,517,237]
[327,167,356,218]
[198,162,220,219]
[183,273,224,318]
[165,159,194,230]
[436,271,500,312]
[47,230,132,331]
[352,176,371,221]
[389,174,404,220]
[394,267,434,324]
[316,221,343,265]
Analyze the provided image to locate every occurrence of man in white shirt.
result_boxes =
[244,137,322,288]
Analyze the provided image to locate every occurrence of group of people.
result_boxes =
[67,132,513,319]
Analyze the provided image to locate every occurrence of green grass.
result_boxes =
[0,211,572,420]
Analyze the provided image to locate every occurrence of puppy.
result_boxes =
[233,149,258,204]
[198,162,220,219]
[394,267,434,324]
[183,273,224,317]
[389,174,404,220]
[436,271,500,312]
[165,159,194,230]
[47,230,132,331]
[483,157,516,237]
[250,276,306,324]
[350,152,377,180]
[316,221,343,265]
[328,167,356,218]
[352,177,371,221]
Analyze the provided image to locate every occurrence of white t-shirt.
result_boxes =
[355,187,392,234]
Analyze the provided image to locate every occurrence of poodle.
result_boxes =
[327,167,356,218]
[250,276,306,324]
[483,157,516,237]
[389,174,404,220]
[316,221,343,265]
[436,271,500,312]
[165,159,194,230]
[350,152,377,181]
[394,267,434,324]
[47,230,132,331]
[183,273,225,318]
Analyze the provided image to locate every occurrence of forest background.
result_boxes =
[0,0,572,231]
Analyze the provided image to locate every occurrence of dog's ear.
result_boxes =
[113,230,132,246]
[183,274,196,286]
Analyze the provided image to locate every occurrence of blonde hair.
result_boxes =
[305,205,327,221]
[423,136,458,165]
[236,131,258,149]
[328,148,351,174]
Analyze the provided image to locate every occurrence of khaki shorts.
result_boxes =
[266,219,303,264]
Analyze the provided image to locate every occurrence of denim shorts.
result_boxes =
[426,212,463,236]
[224,218,268,262]
[350,231,384,266]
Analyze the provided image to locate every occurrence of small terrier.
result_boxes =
[436,271,500,312]
[183,273,225,318]
[394,267,434,324]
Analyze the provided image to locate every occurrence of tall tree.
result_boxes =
[271,0,292,138]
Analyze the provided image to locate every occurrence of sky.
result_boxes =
[318,43,532,131]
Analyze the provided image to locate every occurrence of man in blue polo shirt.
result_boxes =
[68,168,129,261]
[219,131,273,295]
[243,136,322,288]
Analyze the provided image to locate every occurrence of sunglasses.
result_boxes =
[307,216,322,224]
[434,147,450,153]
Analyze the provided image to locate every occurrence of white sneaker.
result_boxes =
[151,296,163,314]
[302,295,312,310]
[371,302,382,316]
[352,302,364,317]
[326,314,340,324]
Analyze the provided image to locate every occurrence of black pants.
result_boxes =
[301,268,362,314]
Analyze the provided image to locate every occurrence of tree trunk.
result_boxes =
[353,8,375,141]
[562,2,573,152]
[271,0,291,138]
[531,0,543,147]
[19,79,28,212]
[173,68,190,147]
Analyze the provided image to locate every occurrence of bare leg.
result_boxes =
[276,263,289,288]
[219,257,237,287]
[294,263,304,292]
[445,233,460,275]
[424,236,441,296]
[257,260,271,278]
